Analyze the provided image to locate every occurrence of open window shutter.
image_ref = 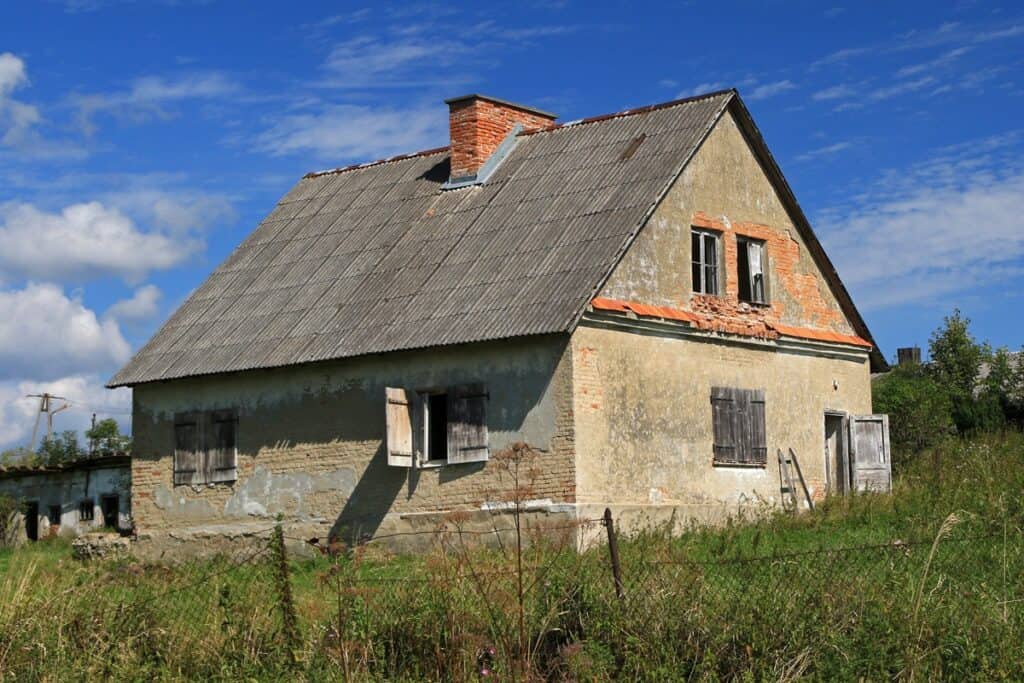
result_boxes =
[208,409,238,483]
[447,383,489,464]
[848,414,892,492]
[385,387,415,467]
[747,390,767,464]
[711,387,737,463]
[173,412,201,485]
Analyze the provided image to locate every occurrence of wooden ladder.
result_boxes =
[778,448,815,512]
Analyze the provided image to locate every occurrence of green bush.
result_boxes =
[872,363,953,461]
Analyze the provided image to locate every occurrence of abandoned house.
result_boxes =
[0,454,131,544]
[108,89,890,555]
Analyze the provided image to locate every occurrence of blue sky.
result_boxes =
[0,0,1022,447]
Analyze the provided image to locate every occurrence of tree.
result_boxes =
[928,309,988,398]
[928,309,1001,433]
[872,363,954,462]
[85,417,129,454]
[38,430,85,467]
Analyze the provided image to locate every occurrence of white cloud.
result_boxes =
[105,284,161,323]
[896,46,972,78]
[320,36,472,89]
[819,140,1024,310]
[255,103,446,161]
[677,82,727,99]
[0,200,200,283]
[73,72,239,135]
[0,283,131,381]
[0,52,86,160]
[797,141,852,161]
[812,84,856,101]
[0,374,130,450]
[866,76,937,101]
[748,80,797,101]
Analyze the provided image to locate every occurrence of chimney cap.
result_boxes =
[444,93,557,120]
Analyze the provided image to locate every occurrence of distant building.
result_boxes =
[0,455,131,544]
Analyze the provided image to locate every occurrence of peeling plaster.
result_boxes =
[223,466,357,519]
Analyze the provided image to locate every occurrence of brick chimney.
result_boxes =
[445,94,557,185]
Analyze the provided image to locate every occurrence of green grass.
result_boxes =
[1,431,1021,681]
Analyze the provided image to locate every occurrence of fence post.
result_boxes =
[270,519,300,662]
[604,508,624,600]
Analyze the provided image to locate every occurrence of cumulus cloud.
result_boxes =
[105,284,161,323]
[0,201,201,283]
[0,283,131,381]
[254,103,446,161]
[0,374,130,450]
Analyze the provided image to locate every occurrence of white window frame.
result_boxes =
[691,228,721,296]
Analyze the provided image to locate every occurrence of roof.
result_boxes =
[0,454,129,480]
[109,89,882,388]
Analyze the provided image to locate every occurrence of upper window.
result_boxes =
[710,387,767,466]
[386,384,490,467]
[737,238,768,304]
[691,229,720,295]
[174,409,238,485]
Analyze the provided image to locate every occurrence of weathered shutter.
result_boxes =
[208,409,238,483]
[848,414,892,492]
[173,412,202,485]
[385,387,415,467]
[747,389,767,464]
[711,387,737,463]
[447,383,489,464]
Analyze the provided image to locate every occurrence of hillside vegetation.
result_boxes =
[0,431,1021,681]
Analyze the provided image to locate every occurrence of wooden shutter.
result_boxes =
[385,387,415,467]
[849,415,892,492]
[447,383,489,464]
[747,390,767,464]
[711,387,738,463]
[712,387,766,465]
[207,409,238,483]
[173,412,202,485]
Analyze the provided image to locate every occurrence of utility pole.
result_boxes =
[26,393,69,451]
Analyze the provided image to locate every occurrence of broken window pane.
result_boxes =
[738,238,767,304]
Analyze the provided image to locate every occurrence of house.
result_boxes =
[0,454,131,545]
[108,89,890,556]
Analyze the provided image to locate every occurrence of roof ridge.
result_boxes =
[301,89,737,180]
[304,145,450,179]
[518,88,737,137]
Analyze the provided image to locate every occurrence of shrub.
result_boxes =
[872,363,953,462]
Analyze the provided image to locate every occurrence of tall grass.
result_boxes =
[0,432,1020,681]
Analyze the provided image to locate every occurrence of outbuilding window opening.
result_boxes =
[691,228,720,295]
[386,383,490,468]
[101,495,119,529]
[737,237,768,304]
[79,500,94,522]
[48,505,61,526]
[711,387,767,466]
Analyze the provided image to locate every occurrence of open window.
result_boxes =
[79,499,95,522]
[691,228,721,295]
[386,383,489,467]
[737,237,767,304]
[711,387,767,466]
[174,409,238,485]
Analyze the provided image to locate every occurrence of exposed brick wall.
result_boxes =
[689,211,848,336]
[448,97,555,180]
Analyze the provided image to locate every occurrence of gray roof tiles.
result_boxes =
[109,91,738,387]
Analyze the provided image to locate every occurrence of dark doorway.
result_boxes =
[427,393,449,463]
[25,501,39,541]
[825,414,849,494]
[101,495,119,530]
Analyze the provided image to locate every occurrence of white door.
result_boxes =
[847,415,892,492]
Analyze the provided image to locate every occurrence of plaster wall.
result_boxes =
[0,465,130,543]
[130,335,576,556]
[571,324,872,532]
[601,108,853,336]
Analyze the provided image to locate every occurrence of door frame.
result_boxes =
[824,411,850,495]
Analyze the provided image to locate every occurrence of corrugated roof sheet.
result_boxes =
[108,91,737,387]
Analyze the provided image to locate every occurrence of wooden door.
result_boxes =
[848,415,892,492]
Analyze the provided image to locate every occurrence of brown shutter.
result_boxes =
[747,390,767,464]
[711,387,737,463]
[447,383,489,464]
[173,412,201,485]
[385,387,415,467]
[208,409,238,483]
[849,415,892,492]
